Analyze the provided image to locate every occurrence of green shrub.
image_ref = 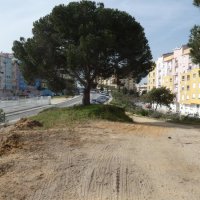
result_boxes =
[0,109,5,123]
[149,111,163,118]
[133,107,149,116]
[31,104,133,129]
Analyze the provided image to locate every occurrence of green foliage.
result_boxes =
[133,107,149,116]
[13,1,153,105]
[188,1,200,65]
[31,104,132,129]
[149,111,163,118]
[111,90,136,112]
[188,25,200,65]
[0,109,5,123]
[142,87,175,110]
[194,0,200,7]
[168,114,200,125]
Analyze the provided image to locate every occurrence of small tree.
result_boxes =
[142,87,175,111]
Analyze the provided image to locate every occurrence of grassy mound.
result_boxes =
[31,104,133,129]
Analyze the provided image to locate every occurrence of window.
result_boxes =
[193,83,196,88]
[187,75,190,81]
[186,95,190,100]
[199,94,200,99]
[182,76,185,81]
[193,74,196,78]
[182,86,184,91]
[182,95,184,100]
[187,85,190,90]
[170,78,172,82]
[192,94,196,99]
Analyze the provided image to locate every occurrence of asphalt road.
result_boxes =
[5,93,106,123]
[5,95,83,123]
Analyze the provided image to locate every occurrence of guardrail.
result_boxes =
[0,96,51,113]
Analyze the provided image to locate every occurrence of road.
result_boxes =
[5,93,106,123]
[1,116,200,199]
[5,95,82,123]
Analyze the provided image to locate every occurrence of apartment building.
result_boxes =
[0,53,13,92]
[148,45,200,115]
[0,53,27,97]
[99,75,137,91]
[98,75,117,88]
[147,67,156,91]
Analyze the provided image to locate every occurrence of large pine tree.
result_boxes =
[13,1,153,105]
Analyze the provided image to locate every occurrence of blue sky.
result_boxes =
[0,0,199,60]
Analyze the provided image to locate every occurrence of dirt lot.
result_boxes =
[0,116,200,200]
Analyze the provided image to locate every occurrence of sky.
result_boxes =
[0,0,199,60]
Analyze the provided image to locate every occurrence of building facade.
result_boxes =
[0,53,13,95]
[147,67,156,91]
[148,45,200,115]
[0,53,27,97]
[98,75,137,91]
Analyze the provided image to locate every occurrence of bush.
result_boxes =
[165,113,180,121]
[0,109,5,123]
[149,111,163,118]
[110,90,136,112]
[133,107,149,116]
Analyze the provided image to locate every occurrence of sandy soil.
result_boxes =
[0,116,200,200]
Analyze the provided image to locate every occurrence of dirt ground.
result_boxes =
[0,116,200,200]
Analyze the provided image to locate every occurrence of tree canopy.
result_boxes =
[188,1,200,65]
[13,1,153,105]
[194,0,200,7]
[142,87,175,111]
[188,25,200,64]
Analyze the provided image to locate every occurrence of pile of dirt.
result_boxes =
[0,134,21,156]
[15,118,43,130]
[0,161,14,176]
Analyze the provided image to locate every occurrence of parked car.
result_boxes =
[100,91,109,96]
[96,95,109,103]
[90,99,100,104]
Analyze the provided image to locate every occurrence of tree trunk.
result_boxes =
[82,86,91,105]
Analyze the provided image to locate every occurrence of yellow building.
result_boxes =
[149,45,200,115]
[147,67,156,91]
[162,75,173,91]
[180,68,200,105]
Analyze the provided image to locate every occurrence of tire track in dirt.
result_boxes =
[2,118,200,200]
[78,136,155,200]
[28,140,82,200]
[29,150,66,200]
[79,143,121,200]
